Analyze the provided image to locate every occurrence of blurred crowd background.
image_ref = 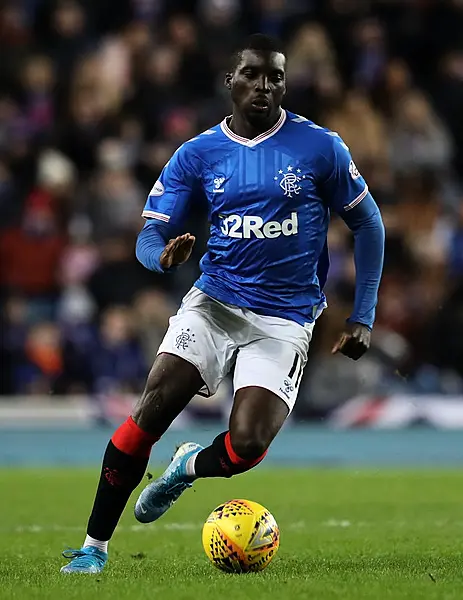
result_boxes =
[1,0,463,420]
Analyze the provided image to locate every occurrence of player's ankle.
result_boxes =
[83,535,108,554]
[185,454,198,480]
[193,431,268,478]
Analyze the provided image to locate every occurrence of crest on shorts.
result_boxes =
[274,165,306,198]
[175,328,196,350]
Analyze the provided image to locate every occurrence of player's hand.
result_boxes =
[331,322,371,361]
[160,233,196,269]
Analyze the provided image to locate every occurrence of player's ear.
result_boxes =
[224,72,232,90]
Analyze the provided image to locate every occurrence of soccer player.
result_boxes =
[61,34,384,573]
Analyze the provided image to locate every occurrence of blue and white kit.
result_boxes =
[136,109,384,410]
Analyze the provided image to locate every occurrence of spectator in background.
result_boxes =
[46,0,94,77]
[0,204,65,315]
[86,233,157,313]
[1,295,29,395]
[0,160,20,230]
[198,0,244,71]
[286,22,336,87]
[18,54,55,142]
[377,59,413,118]
[132,288,175,365]
[86,305,146,395]
[433,51,463,175]
[14,320,64,394]
[0,2,31,94]
[324,90,389,185]
[167,14,215,102]
[253,0,308,39]
[352,17,388,91]
[0,96,17,152]
[57,212,98,328]
[129,44,184,141]
[0,149,74,316]
[389,91,453,178]
[285,22,339,120]
[86,138,145,239]
[0,94,36,188]
[57,86,114,175]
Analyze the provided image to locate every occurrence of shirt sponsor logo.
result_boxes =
[220,212,298,239]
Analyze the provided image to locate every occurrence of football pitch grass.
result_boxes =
[1,468,463,599]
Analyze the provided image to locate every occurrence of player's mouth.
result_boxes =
[251,97,270,112]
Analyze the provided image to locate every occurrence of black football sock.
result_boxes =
[86,441,147,541]
[86,417,158,542]
[193,431,267,478]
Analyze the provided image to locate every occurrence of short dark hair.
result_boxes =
[230,34,285,71]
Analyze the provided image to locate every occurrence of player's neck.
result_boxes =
[228,109,282,140]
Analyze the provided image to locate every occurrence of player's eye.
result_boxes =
[243,70,255,78]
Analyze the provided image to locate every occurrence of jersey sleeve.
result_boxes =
[142,143,202,228]
[319,134,369,215]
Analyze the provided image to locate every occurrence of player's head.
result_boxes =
[225,34,286,127]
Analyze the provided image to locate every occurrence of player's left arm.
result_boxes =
[321,135,385,360]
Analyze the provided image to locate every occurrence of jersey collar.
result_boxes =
[220,109,286,147]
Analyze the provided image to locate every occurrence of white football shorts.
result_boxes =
[157,286,314,413]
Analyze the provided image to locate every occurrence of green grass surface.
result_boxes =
[1,468,463,599]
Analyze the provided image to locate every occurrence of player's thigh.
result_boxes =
[133,288,237,434]
[233,336,307,416]
[157,287,236,396]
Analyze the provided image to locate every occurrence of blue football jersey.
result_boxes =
[142,110,371,326]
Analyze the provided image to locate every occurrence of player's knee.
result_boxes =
[229,429,270,462]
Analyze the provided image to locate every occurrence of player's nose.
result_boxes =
[255,75,270,92]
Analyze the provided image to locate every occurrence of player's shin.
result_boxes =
[190,431,267,478]
[85,417,159,547]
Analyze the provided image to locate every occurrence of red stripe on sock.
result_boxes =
[224,432,267,469]
[111,417,158,458]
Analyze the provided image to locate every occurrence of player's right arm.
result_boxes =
[318,133,385,360]
[136,143,202,273]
